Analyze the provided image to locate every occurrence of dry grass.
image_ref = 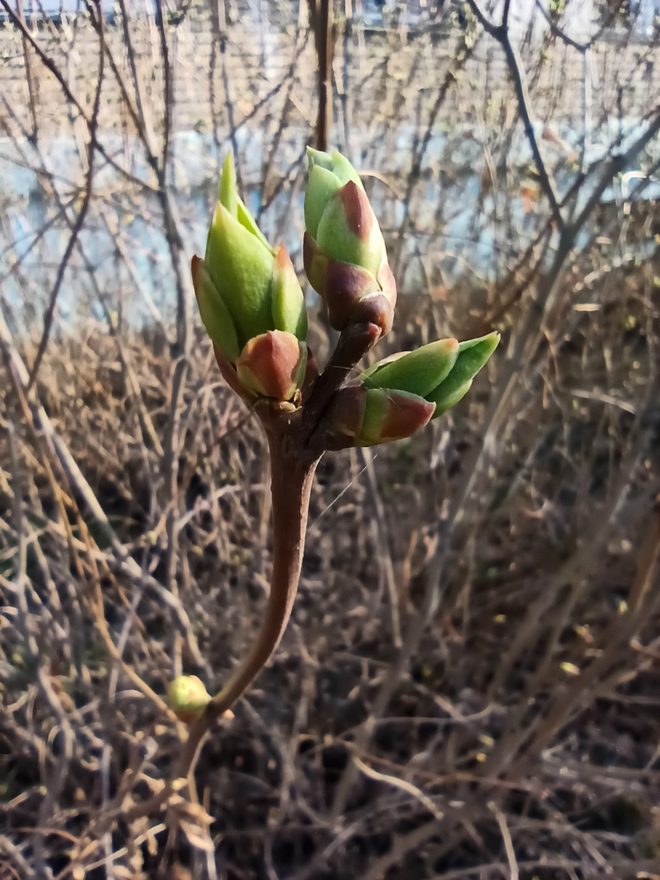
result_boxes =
[2,256,659,877]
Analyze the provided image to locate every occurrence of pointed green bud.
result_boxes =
[304,147,363,236]
[304,148,396,337]
[431,379,473,416]
[271,246,307,340]
[219,151,238,216]
[427,331,500,416]
[205,201,274,346]
[236,330,307,401]
[306,146,363,184]
[361,338,459,397]
[191,256,240,362]
[168,675,210,723]
[305,164,345,239]
[219,152,271,249]
[195,153,309,371]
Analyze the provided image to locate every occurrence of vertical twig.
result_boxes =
[26,0,105,389]
[310,0,334,150]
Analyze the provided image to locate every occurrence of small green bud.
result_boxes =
[236,330,307,401]
[427,332,500,416]
[191,256,240,362]
[303,148,396,337]
[325,384,435,448]
[304,148,362,238]
[168,675,210,723]
[205,199,275,346]
[361,338,459,397]
[192,154,309,404]
[353,331,499,421]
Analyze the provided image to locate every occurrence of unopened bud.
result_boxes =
[192,153,308,405]
[304,148,396,337]
[326,384,434,448]
[236,330,307,402]
[168,675,211,723]
[428,332,500,416]
[361,338,459,397]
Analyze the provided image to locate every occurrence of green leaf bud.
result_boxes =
[191,256,240,362]
[427,331,500,416]
[303,148,396,337]
[192,154,309,404]
[236,330,307,401]
[361,338,459,397]
[168,675,211,723]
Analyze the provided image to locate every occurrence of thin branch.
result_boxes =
[490,802,519,880]
[568,109,660,235]
[534,0,588,52]
[309,0,334,150]
[0,0,158,192]
[466,0,564,230]
[27,0,104,388]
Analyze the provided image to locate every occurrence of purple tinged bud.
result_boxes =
[304,148,396,337]
[236,330,307,401]
[359,389,435,445]
[325,384,368,443]
[340,181,374,239]
[349,292,394,337]
[376,261,397,308]
[326,385,434,448]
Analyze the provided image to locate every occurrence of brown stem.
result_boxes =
[301,321,381,450]
[310,0,333,151]
[211,432,318,715]
[172,431,319,780]
[165,318,375,793]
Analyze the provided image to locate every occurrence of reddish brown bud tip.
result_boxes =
[350,292,394,337]
[339,180,374,241]
[328,386,435,447]
[333,321,382,368]
[323,260,381,330]
[236,330,306,401]
[374,391,435,442]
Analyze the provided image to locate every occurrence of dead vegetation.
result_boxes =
[0,1,659,878]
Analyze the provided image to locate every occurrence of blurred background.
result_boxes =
[0,1,659,877]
